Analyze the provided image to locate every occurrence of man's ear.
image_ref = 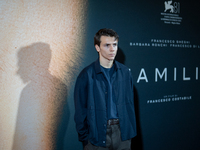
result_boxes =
[95,45,100,52]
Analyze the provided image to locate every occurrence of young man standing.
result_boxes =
[74,28,137,150]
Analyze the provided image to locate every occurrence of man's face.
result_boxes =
[95,36,118,61]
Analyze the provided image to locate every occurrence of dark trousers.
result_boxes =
[84,124,131,150]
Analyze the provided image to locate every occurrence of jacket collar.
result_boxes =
[94,57,121,74]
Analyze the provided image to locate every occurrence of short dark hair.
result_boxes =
[94,28,119,46]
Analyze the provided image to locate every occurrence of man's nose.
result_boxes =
[110,45,115,51]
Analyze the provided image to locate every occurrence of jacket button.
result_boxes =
[105,92,107,94]
[103,141,105,143]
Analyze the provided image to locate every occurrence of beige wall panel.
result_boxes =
[0,0,87,150]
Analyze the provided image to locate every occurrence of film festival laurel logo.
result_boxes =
[161,0,182,25]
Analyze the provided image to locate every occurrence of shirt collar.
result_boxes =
[94,57,121,74]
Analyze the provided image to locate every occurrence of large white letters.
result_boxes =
[155,68,167,82]
[183,67,191,80]
[137,68,148,83]
[174,67,177,81]
[136,67,198,83]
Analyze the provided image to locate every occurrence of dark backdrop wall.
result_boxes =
[65,0,200,150]
[1,0,199,150]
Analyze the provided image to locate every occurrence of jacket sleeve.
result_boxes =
[74,73,89,146]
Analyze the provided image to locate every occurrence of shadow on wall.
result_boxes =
[115,47,125,65]
[13,42,69,150]
[115,47,143,150]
